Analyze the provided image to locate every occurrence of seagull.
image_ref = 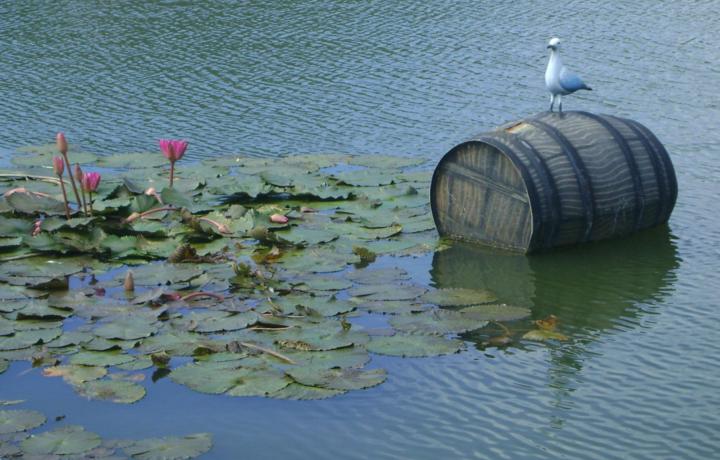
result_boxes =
[545,37,592,112]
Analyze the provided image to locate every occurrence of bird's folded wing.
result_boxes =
[559,67,589,92]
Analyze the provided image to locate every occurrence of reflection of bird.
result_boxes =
[545,37,592,112]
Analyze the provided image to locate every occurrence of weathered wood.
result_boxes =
[430,111,677,253]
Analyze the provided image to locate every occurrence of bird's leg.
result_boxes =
[549,94,555,112]
[558,94,563,113]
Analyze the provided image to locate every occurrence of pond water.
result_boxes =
[2,1,719,459]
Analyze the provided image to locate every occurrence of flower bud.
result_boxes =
[74,163,84,182]
[270,214,289,224]
[124,271,135,292]
[52,156,64,176]
[56,132,68,155]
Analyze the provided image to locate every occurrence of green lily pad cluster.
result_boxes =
[0,405,212,459]
[0,148,536,409]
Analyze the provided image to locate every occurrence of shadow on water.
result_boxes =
[431,225,680,336]
[430,226,681,418]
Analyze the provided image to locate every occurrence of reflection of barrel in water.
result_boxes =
[430,225,679,336]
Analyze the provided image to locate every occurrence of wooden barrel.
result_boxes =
[430,111,678,253]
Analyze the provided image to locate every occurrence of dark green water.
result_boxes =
[2,1,720,459]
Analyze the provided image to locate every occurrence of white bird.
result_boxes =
[545,37,592,112]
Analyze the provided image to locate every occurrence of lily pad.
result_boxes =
[348,283,427,302]
[0,360,7,374]
[0,328,62,351]
[122,432,213,460]
[69,351,135,367]
[94,317,159,341]
[522,330,568,342]
[458,304,531,322]
[21,425,101,455]
[421,288,498,306]
[269,383,346,400]
[75,380,146,404]
[367,334,464,357]
[287,367,386,390]
[4,190,67,215]
[346,267,410,285]
[334,169,396,187]
[389,310,488,335]
[43,365,107,385]
[96,152,167,169]
[0,410,46,434]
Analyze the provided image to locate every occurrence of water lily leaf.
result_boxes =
[282,347,371,370]
[15,302,72,320]
[287,367,386,390]
[269,383,346,400]
[292,276,352,292]
[69,351,135,367]
[0,236,22,249]
[346,267,410,285]
[0,410,46,434]
[522,330,568,342]
[347,154,426,169]
[169,363,237,394]
[0,360,7,374]
[117,264,204,286]
[94,317,159,341]
[5,190,67,215]
[40,216,96,232]
[458,304,531,322]
[390,310,488,334]
[21,425,101,455]
[13,146,97,166]
[42,365,107,385]
[421,288,497,307]
[179,311,258,333]
[367,333,464,357]
[348,284,427,301]
[46,331,94,348]
[96,152,167,169]
[224,367,292,397]
[275,227,338,247]
[355,300,427,315]
[0,318,14,336]
[0,328,62,351]
[75,380,146,404]
[122,432,212,460]
[269,295,355,317]
[279,247,360,273]
[138,332,208,356]
[334,169,396,187]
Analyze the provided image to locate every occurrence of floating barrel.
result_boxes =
[430,111,678,252]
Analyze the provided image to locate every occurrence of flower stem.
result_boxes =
[80,186,89,216]
[58,175,71,219]
[62,153,82,211]
[88,191,93,216]
[169,160,175,187]
[124,206,177,223]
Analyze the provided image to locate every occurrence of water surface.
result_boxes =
[1,1,719,459]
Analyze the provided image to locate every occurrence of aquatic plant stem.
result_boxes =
[124,206,177,223]
[57,174,71,219]
[0,173,64,185]
[62,153,82,211]
[88,191,93,216]
[170,160,175,187]
[79,186,89,216]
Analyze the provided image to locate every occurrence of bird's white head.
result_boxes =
[547,37,561,50]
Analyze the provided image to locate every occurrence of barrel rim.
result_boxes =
[430,138,534,252]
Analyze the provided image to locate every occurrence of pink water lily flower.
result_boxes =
[159,139,189,162]
[52,156,64,176]
[82,172,101,192]
[159,139,189,187]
